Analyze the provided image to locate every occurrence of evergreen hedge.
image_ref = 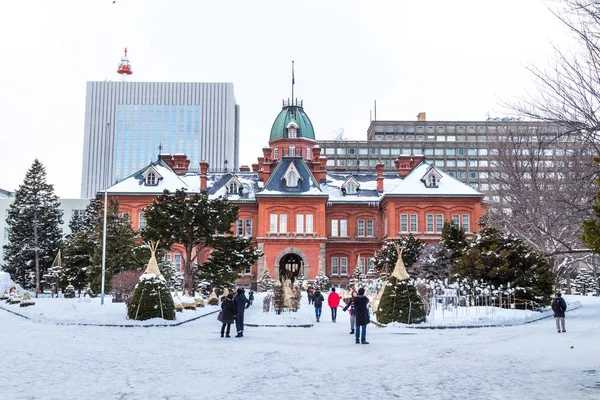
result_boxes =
[376,277,426,324]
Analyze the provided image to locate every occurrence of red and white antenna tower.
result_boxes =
[117,47,133,81]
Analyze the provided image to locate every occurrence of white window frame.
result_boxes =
[289,144,296,156]
[138,213,146,229]
[331,257,339,275]
[462,214,470,232]
[367,220,374,237]
[436,214,443,233]
[401,214,408,232]
[340,257,348,275]
[452,214,460,226]
[426,214,434,233]
[357,219,365,237]
[331,219,339,237]
[237,219,244,236]
[270,214,277,233]
[410,215,418,232]
[279,214,287,233]
[245,219,252,236]
[296,214,304,233]
[306,214,313,233]
[340,219,348,236]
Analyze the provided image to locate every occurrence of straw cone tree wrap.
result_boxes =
[127,242,175,321]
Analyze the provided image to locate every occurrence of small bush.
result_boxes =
[127,275,175,321]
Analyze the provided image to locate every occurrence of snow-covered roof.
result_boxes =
[106,159,481,203]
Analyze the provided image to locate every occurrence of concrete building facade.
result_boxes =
[81,81,239,198]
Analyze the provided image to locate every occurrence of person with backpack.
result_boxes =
[353,287,370,344]
[552,292,567,333]
[248,290,255,306]
[307,287,314,305]
[343,290,357,334]
[328,287,340,322]
[313,289,325,322]
[233,288,251,337]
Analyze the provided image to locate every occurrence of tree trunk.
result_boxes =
[183,246,195,294]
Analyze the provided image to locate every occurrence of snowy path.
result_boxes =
[1,295,599,400]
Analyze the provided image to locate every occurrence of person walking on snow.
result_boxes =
[233,288,251,337]
[248,290,254,306]
[552,292,567,333]
[307,287,314,305]
[343,290,357,334]
[328,287,340,322]
[220,293,235,338]
[353,287,370,344]
[313,289,325,322]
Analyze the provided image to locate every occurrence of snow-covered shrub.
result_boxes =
[127,274,175,321]
[313,272,330,291]
[64,284,76,298]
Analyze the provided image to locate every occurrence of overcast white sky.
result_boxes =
[0,0,571,198]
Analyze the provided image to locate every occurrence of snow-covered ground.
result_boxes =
[1,294,599,400]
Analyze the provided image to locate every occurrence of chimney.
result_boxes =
[199,161,209,190]
[171,154,191,174]
[239,165,251,172]
[417,112,426,121]
[376,163,385,192]
[263,147,272,161]
[395,155,424,178]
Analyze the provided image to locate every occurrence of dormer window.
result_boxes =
[289,144,296,156]
[288,129,297,138]
[287,121,299,139]
[228,181,239,194]
[341,176,360,195]
[347,182,357,194]
[427,175,437,187]
[421,167,443,188]
[225,177,243,195]
[287,171,298,186]
[142,166,163,186]
[146,172,156,186]
[283,161,301,188]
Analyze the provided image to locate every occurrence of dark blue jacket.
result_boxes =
[552,296,567,318]
[234,293,251,314]
[313,291,324,308]
[353,294,370,325]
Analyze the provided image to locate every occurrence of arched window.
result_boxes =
[427,174,437,187]
[146,172,156,185]
[274,147,279,159]
[288,129,297,138]
[346,182,357,195]
[289,144,296,156]
[228,181,239,194]
[306,146,311,160]
[286,171,298,187]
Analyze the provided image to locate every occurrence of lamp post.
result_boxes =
[33,209,40,298]
[100,122,110,305]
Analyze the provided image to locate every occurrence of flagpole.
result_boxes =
[291,60,295,105]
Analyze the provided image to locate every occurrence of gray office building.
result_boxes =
[81,81,240,198]
[317,113,578,195]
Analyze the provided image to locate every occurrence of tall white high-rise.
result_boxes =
[80,81,239,198]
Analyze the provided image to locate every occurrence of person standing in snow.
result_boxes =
[353,287,370,344]
[248,290,255,305]
[220,293,235,338]
[328,287,340,323]
[233,288,251,337]
[552,292,567,333]
[343,290,357,334]
[313,289,325,322]
[307,286,314,305]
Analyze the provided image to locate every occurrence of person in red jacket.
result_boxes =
[328,287,341,322]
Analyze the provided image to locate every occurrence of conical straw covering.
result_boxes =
[391,246,410,281]
[143,241,162,277]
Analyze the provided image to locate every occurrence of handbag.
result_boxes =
[217,311,223,322]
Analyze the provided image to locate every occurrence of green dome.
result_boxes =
[269,103,315,141]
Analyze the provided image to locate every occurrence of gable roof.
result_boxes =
[107,159,189,195]
[258,156,324,197]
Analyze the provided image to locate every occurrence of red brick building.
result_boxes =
[107,100,484,288]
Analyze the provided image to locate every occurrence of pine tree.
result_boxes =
[88,198,148,294]
[453,226,555,308]
[373,235,424,277]
[142,189,260,293]
[196,236,261,290]
[3,159,63,291]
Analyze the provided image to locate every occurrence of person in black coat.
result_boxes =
[220,293,235,338]
[551,292,567,333]
[313,289,325,322]
[353,287,370,344]
[233,288,251,337]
